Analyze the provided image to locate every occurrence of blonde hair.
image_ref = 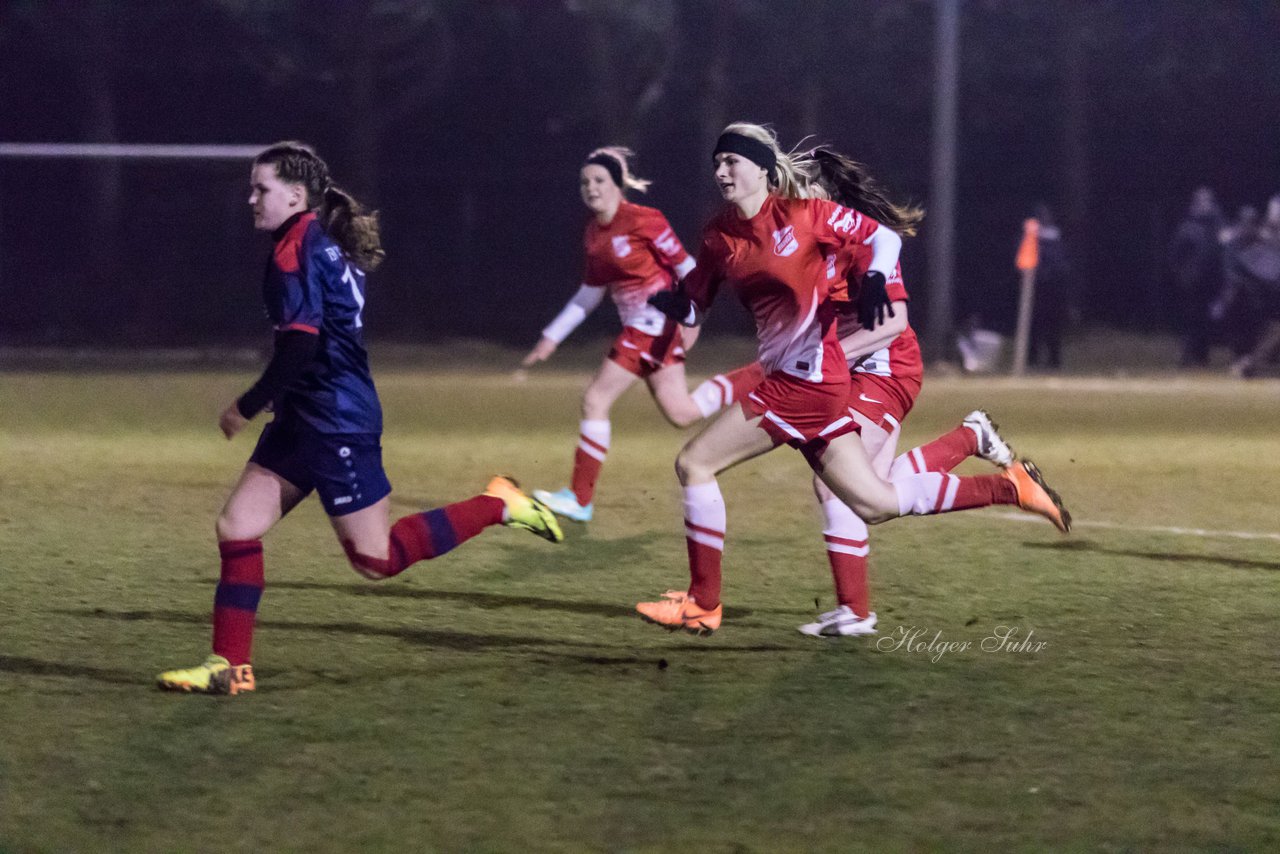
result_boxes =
[585,146,652,194]
[721,122,924,237]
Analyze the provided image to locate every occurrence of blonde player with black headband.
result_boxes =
[637,123,1070,635]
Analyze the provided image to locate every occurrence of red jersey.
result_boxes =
[828,249,924,386]
[582,201,693,336]
[684,195,882,382]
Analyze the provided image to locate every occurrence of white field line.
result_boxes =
[990,511,1280,542]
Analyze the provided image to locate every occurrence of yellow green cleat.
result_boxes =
[157,654,255,695]
[485,476,564,543]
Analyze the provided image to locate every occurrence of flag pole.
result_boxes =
[1012,217,1040,375]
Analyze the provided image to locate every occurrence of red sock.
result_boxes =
[212,539,264,666]
[683,482,725,609]
[686,537,723,611]
[819,497,870,616]
[571,420,610,506]
[571,448,604,506]
[953,473,1018,509]
[344,495,504,579]
[895,472,1017,514]
[902,424,979,474]
[828,548,870,617]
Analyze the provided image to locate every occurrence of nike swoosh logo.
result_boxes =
[858,393,882,404]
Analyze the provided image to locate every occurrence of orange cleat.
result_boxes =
[1002,459,1071,533]
[636,590,722,635]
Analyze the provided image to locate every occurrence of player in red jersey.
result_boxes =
[637,123,1070,635]
[156,142,563,695]
[522,147,762,523]
[800,161,1018,635]
[706,245,1015,637]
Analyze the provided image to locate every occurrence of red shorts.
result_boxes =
[607,324,685,378]
[847,372,922,430]
[743,371,857,468]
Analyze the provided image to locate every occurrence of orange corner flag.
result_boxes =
[1015,218,1040,270]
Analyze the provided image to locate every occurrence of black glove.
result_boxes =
[856,270,895,330]
[648,286,693,322]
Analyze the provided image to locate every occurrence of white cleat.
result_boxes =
[963,410,1015,468]
[799,606,878,637]
[531,487,594,522]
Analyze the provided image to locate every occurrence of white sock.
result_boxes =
[888,448,923,480]
[820,498,869,556]
[683,481,725,550]
[893,472,960,516]
[577,419,611,459]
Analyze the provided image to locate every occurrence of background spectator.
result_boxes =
[1167,186,1225,367]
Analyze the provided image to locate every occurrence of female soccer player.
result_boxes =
[521,147,763,523]
[158,142,562,695]
[771,146,1021,637]
[637,123,1069,635]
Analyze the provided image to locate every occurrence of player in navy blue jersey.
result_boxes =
[158,141,563,695]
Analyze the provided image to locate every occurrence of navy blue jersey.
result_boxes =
[263,212,382,434]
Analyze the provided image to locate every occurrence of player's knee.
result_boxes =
[662,405,700,429]
[674,448,711,485]
[581,390,611,419]
[341,538,395,581]
[858,504,895,526]
[349,559,391,581]
[215,512,261,543]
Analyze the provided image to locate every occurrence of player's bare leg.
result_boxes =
[646,361,704,427]
[800,411,897,637]
[535,357,638,522]
[158,464,305,695]
[637,403,777,633]
[336,483,561,583]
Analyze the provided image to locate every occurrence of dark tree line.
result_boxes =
[1,0,1277,347]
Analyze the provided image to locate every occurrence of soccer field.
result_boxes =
[2,350,1278,851]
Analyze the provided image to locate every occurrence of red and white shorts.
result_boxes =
[846,372,921,428]
[743,371,857,468]
[607,323,685,378]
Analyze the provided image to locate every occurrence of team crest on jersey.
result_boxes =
[772,226,799,257]
[325,247,341,262]
[827,205,863,235]
[612,235,632,258]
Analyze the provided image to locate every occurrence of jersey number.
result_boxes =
[342,264,366,329]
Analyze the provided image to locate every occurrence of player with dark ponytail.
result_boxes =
[157,141,562,695]
[636,123,1070,636]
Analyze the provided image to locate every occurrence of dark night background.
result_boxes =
[1,0,1277,352]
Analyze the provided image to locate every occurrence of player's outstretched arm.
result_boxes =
[522,336,558,366]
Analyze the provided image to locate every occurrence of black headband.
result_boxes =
[584,153,624,188]
[712,132,778,178]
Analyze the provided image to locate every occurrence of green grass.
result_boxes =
[2,343,1279,852]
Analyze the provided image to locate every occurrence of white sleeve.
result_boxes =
[674,256,696,280]
[541,284,607,343]
[867,225,903,277]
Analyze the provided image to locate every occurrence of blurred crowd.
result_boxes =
[1168,186,1280,376]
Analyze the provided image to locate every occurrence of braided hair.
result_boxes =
[253,141,386,271]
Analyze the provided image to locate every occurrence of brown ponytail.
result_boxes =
[254,141,386,271]
[810,148,924,237]
[320,185,386,272]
